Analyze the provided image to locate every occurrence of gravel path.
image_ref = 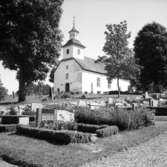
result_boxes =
[82,131,167,167]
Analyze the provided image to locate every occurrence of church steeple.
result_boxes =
[62,17,86,60]
[69,17,79,39]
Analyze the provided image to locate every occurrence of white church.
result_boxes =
[54,22,130,94]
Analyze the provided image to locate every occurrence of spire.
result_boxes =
[73,16,75,29]
[69,16,79,39]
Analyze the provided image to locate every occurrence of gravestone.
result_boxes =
[55,110,74,122]
[78,100,87,107]
[32,103,43,112]
[108,98,114,105]
[36,108,42,127]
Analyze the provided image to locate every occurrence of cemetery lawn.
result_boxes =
[0,121,166,167]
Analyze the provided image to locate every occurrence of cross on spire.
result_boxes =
[73,16,75,28]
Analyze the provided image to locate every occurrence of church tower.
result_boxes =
[62,17,85,60]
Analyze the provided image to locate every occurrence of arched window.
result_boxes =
[66,49,70,54]
[65,73,69,79]
[97,78,100,87]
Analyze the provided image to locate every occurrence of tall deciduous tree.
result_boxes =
[134,22,167,92]
[0,79,8,101]
[0,0,63,102]
[101,21,140,97]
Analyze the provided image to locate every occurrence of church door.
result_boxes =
[65,83,70,92]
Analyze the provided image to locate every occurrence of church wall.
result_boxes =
[63,45,84,60]
[54,59,82,93]
[73,46,84,60]
[81,71,130,93]
[81,71,109,93]
[63,46,74,59]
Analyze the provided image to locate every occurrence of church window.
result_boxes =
[65,73,69,79]
[97,78,100,87]
[66,49,70,54]
[66,65,69,69]
[77,49,80,55]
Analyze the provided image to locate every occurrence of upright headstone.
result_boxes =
[32,103,43,112]
[152,99,159,107]
[36,108,42,127]
[144,92,149,99]
[53,109,57,125]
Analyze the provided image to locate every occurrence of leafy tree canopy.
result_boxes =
[0,0,63,101]
[49,59,59,83]
[134,22,167,92]
[0,79,8,101]
[99,21,140,96]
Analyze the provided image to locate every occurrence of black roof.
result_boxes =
[69,27,79,33]
[63,39,86,48]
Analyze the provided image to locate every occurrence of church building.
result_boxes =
[54,21,130,94]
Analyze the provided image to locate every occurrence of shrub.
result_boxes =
[80,94,86,99]
[54,121,77,131]
[75,107,114,125]
[110,107,154,130]
[40,120,54,129]
[40,121,78,131]
[96,126,119,137]
[8,106,17,115]
[61,93,70,99]
[77,123,107,133]
[16,126,92,144]
[0,124,17,132]
[75,107,154,130]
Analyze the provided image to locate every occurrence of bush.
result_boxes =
[0,124,17,132]
[96,126,118,137]
[16,126,92,144]
[77,123,107,133]
[8,106,17,115]
[75,107,114,125]
[75,107,154,130]
[111,107,154,130]
[40,120,54,129]
[54,121,77,131]
[61,93,71,98]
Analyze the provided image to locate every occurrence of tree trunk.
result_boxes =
[18,77,27,102]
[117,77,120,98]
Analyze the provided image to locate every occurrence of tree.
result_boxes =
[26,81,51,96]
[0,79,8,101]
[101,21,140,97]
[49,59,59,83]
[134,22,167,92]
[0,0,63,102]
[49,67,56,83]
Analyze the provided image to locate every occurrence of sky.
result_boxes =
[0,0,167,94]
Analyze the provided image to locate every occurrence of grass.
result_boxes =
[0,121,167,167]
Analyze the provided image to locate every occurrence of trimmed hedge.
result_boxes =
[154,107,167,116]
[16,126,92,144]
[41,120,107,133]
[2,116,19,124]
[0,124,17,132]
[96,126,118,137]
[77,123,107,133]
